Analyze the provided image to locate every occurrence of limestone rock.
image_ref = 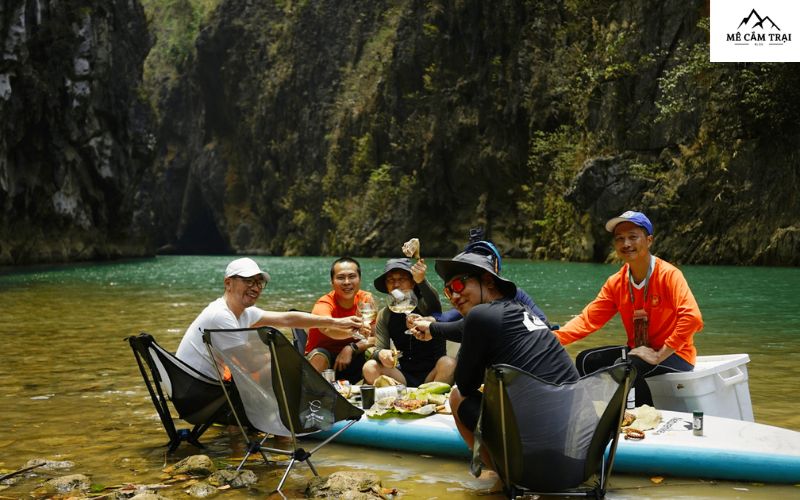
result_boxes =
[206,469,257,488]
[129,493,171,500]
[186,481,219,498]
[25,458,75,470]
[0,0,155,265]
[42,473,91,494]
[306,471,385,499]
[165,455,215,476]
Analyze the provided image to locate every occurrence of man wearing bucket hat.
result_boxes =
[426,251,578,456]
[430,227,551,329]
[554,211,704,406]
[177,257,363,379]
[362,257,455,387]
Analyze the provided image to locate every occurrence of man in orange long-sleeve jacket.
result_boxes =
[555,211,703,406]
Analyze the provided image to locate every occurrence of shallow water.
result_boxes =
[0,256,798,498]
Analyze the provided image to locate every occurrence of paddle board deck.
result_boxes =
[312,410,800,484]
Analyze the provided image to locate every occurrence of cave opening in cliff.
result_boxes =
[176,198,231,255]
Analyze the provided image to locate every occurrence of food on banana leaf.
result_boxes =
[375,396,398,408]
[426,393,447,406]
[363,379,451,418]
[366,401,437,418]
[393,399,427,411]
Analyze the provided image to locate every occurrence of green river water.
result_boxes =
[0,255,798,499]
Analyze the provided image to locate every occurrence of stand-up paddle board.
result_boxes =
[313,410,800,484]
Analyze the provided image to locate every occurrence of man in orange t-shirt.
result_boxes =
[305,257,375,383]
[555,211,703,406]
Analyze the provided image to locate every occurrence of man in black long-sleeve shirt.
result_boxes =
[411,251,578,456]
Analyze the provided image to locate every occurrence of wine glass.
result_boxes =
[387,289,418,334]
[352,299,375,341]
[358,300,376,325]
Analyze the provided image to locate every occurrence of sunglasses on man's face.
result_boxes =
[444,275,472,299]
[234,276,267,290]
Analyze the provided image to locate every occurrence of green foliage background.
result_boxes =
[139,0,800,265]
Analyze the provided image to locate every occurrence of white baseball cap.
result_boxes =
[224,257,271,282]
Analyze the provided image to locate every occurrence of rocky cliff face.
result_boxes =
[150,0,799,265]
[0,0,154,265]
[2,0,798,266]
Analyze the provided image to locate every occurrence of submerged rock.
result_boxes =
[306,471,387,499]
[113,483,173,499]
[207,469,257,488]
[40,473,90,494]
[186,481,219,498]
[129,493,171,500]
[183,469,258,498]
[164,455,216,476]
[26,458,75,470]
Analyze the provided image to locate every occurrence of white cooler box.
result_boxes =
[647,354,754,421]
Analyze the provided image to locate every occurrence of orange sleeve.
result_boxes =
[659,265,703,353]
[556,273,623,345]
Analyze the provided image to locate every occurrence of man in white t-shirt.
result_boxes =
[177,257,363,379]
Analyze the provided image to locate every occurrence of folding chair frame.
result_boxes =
[127,332,230,452]
[485,362,634,499]
[202,327,362,492]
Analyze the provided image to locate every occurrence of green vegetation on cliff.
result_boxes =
[140,0,220,112]
[139,0,798,265]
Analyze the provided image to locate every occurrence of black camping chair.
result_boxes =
[127,332,233,452]
[287,309,308,355]
[291,327,308,355]
[476,361,635,499]
[202,327,364,492]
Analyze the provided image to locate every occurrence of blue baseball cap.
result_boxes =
[605,211,653,235]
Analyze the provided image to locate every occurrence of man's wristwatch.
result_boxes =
[349,342,359,353]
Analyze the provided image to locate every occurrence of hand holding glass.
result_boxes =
[387,289,418,335]
[358,300,376,325]
[350,315,367,341]
[353,300,375,341]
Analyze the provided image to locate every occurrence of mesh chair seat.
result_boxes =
[127,333,234,452]
[288,309,309,355]
[292,326,308,355]
[477,361,635,499]
[202,327,363,492]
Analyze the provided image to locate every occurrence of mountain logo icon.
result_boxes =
[737,9,781,31]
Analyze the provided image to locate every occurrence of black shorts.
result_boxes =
[307,347,366,384]
[400,368,429,388]
[457,394,482,431]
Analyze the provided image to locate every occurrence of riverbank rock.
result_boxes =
[183,469,258,498]
[207,469,257,488]
[26,458,75,470]
[186,481,219,498]
[306,471,387,499]
[112,483,175,499]
[164,455,216,476]
[129,493,171,500]
[36,473,90,495]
